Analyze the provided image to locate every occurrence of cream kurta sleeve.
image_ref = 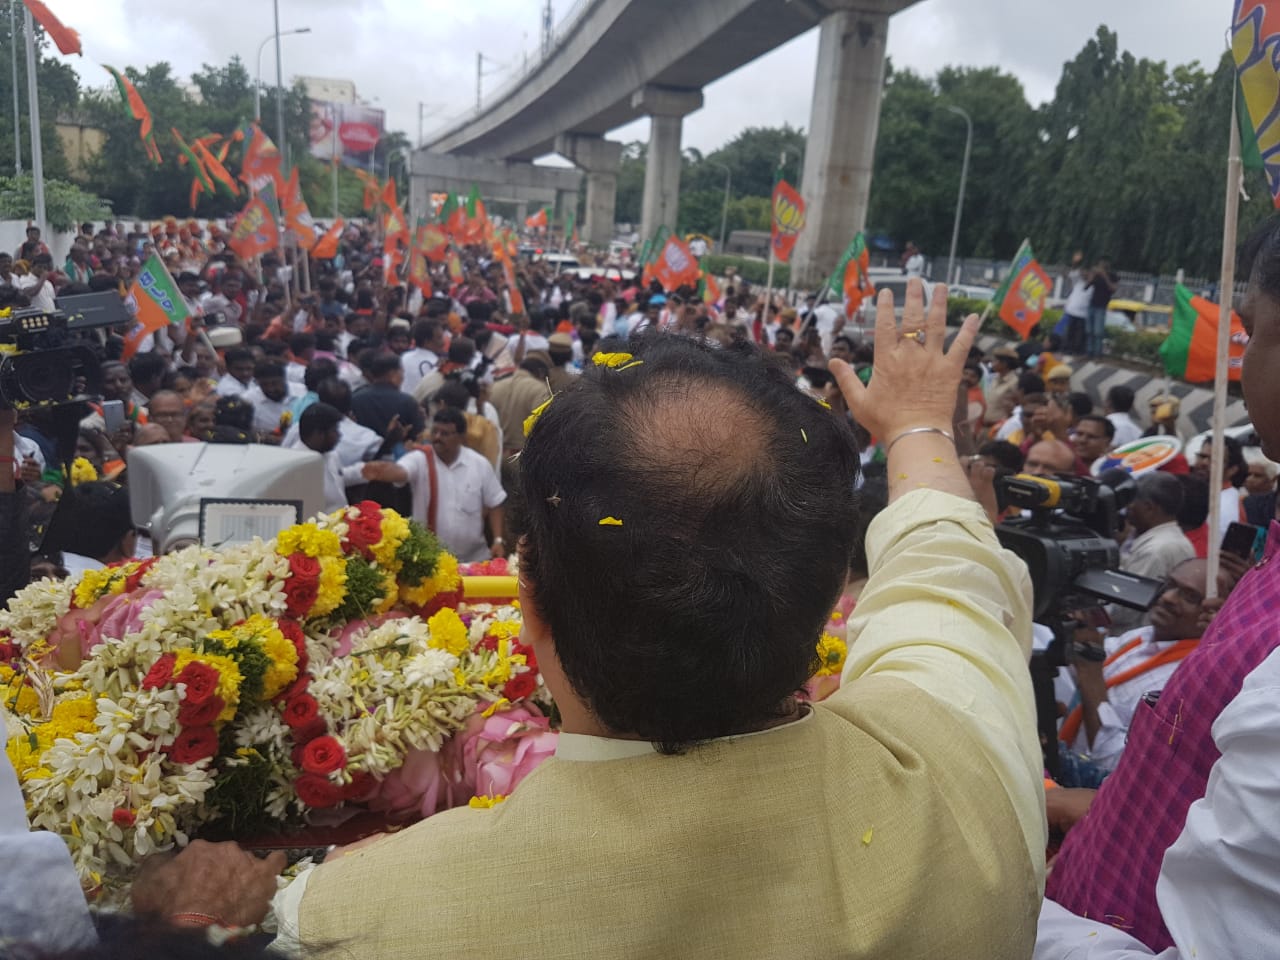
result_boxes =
[840,489,1046,882]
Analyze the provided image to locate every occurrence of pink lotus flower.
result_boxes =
[448,702,558,800]
[369,746,448,820]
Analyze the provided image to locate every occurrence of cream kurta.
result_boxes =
[293,490,1046,959]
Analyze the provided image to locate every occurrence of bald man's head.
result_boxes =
[1023,440,1077,477]
[1149,558,1232,642]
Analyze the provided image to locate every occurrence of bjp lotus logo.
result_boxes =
[771,181,806,262]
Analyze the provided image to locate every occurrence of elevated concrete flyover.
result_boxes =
[420,0,923,282]
[407,152,582,232]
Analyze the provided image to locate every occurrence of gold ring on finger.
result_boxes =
[901,330,925,343]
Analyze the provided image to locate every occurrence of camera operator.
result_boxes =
[1110,473,1195,633]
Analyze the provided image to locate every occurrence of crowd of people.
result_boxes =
[0,205,1279,960]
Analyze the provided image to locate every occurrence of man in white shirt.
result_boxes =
[282,376,381,466]
[215,347,256,398]
[1061,559,1219,783]
[242,359,305,435]
[1112,472,1195,633]
[19,255,56,313]
[401,318,446,396]
[367,407,507,562]
[1105,384,1143,447]
[902,241,925,278]
[298,403,381,512]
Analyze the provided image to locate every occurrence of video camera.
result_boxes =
[0,292,130,409]
[995,469,1164,777]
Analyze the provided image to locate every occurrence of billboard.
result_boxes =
[309,100,385,168]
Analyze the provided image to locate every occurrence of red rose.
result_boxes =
[112,808,136,828]
[141,653,177,690]
[354,500,383,517]
[0,641,16,663]
[343,771,377,802]
[502,671,537,702]
[283,577,319,619]
[477,635,498,653]
[277,619,309,674]
[294,773,343,808]
[346,514,383,552]
[281,674,311,703]
[513,643,538,672]
[169,725,220,764]
[288,553,321,580]
[282,692,320,729]
[124,557,157,591]
[291,718,327,747]
[300,735,347,775]
[178,695,224,728]
[176,661,219,705]
[418,590,462,617]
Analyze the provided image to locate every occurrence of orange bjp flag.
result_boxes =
[227,196,280,259]
[239,123,283,193]
[381,178,398,210]
[770,180,807,263]
[312,219,345,259]
[23,1,80,56]
[652,236,700,292]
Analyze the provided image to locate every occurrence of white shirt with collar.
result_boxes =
[1120,521,1196,583]
[1066,625,1190,774]
[1035,645,1280,959]
[1108,411,1143,448]
[394,445,506,562]
[283,418,381,467]
[243,381,305,433]
[215,373,254,398]
[400,347,441,396]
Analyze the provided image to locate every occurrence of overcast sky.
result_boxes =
[48,0,1232,159]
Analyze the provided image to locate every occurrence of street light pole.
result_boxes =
[944,105,972,287]
[272,0,286,170]
[255,25,310,123]
[709,162,731,252]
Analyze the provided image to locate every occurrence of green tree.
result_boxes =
[0,174,109,229]
[0,13,76,181]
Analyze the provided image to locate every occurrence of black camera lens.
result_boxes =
[13,351,75,404]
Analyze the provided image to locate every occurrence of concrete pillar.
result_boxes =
[555,133,623,249]
[515,201,528,226]
[790,9,890,289]
[631,85,703,243]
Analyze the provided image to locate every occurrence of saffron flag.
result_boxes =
[312,220,344,260]
[353,169,380,212]
[770,180,806,263]
[992,240,1052,340]
[381,178,398,210]
[239,124,282,193]
[495,247,525,315]
[446,248,464,285]
[525,206,548,231]
[121,254,192,360]
[192,139,239,197]
[23,1,80,56]
[459,186,489,246]
[172,128,214,197]
[228,195,280,259]
[825,233,875,319]
[281,168,317,249]
[1233,1,1280,206]
[384,204,410,245]
[653,236,700,292]
[1160,283,1249,383]
[104,66,161,164]
[700,270,722,308]
[418,223,450,262]
[407,228,433,296]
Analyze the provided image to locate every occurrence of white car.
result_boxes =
[1186,424,1261,462]
[537,253,581,273]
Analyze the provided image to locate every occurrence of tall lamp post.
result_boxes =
[709,161,732,252]
[944,105,973,287]
[255,25,311,123]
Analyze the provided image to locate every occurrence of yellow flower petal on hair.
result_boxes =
[592,352,634,368]
[598,516,624,527]
[469,794,507,809]
[862,828,874,846]
[523,397,554,437]
[616,360,645,371]
[816,398,832,410]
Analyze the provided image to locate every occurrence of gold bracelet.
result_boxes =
[885,426,955,456]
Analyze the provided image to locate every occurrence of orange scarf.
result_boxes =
[1059,637,1199,745]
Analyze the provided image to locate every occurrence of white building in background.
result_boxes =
[297,77,358,105]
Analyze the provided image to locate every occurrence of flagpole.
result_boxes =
[330,115,339,218]
[11,2,22,175]
[1205,91,1243,601]
[762,244,777,342]
[22,6,44,235]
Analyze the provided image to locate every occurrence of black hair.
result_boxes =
[1067,391,1093,418]
[214,396,254,431]
[316,377,353,415]
[848,476,889,580]
[290,332,316,356]
[1107,384,1135,413]
[978,440,1025,473]
[412,318,442,347]
[833,334,856,351]
[1077,414,1116,441]
[303,359,339,392]
[1224,434,1247,487]
[127,351,166,387]
[368,353,402,380]
[46,481,133,561]
[519,334,860,753]
[434,380,472,411]
[1176,474,1211,532]
[1017,372,1045,395]
[225,346,254,368]
[432,406,468,435]
[300,401,344,440]
[447,337,477,366]
[253,359,286,381]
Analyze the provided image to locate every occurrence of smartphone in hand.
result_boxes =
[102,399,125,434]
[1222,522,1265,562]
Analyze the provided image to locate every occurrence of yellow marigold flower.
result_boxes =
[486,620,522,643]
[374,570,400,615]
[468,794,507,809]
[309,556,349,619]
[247,615,300,701]
[426,608,469,657]
[598,516,623,527]
[69,457,97,486]
[369,511,410,570]
[482,658,514,688]
[1,667,39,717]
[276,524,342,560]
[72,566,129,609]
[523,397,553,437]
[814,633,847,678]
[592,352,634,368]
